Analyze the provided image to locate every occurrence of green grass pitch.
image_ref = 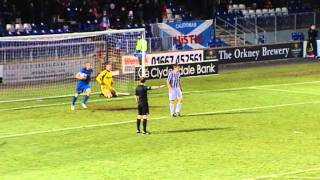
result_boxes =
[1,62,320,179]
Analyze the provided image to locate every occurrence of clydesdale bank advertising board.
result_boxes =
[135,60,218,80]
[204,42,303,64]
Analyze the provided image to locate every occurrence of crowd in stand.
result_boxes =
[0,0,177,36]
[0,0,318,37]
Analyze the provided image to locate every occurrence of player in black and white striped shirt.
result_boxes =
[167,64,183,117]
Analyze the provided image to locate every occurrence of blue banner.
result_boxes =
[158,20,213,50]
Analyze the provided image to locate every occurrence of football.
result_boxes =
[79,72,87,79]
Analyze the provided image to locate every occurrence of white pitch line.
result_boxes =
[280,177,320,179]
[2,80,320,112]
[251,87,320,96]
[245,167,320,180]
[1,80,320,104]
[0,92,130,104]
[1,100,320,140]
[0,95,138,112]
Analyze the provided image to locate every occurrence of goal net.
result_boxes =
[0,28,145,103]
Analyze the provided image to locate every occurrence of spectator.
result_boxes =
[143,0,153,23]
[136,2,144,24]
[264,0,273,9]
[308,24,318,57]
[0,17,3,37]
[77,0,90,23]
[99,10,110,30]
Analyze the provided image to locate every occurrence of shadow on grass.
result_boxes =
[0,141,7,147]
[185,111,260,117]
[90,105,165,111]
[156,127,232,134]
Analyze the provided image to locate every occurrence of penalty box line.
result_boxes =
[1,100,320,140]
[1,80,320,112]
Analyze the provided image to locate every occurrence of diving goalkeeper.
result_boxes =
[96,64,117,98]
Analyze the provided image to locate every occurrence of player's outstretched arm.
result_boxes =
[150,85,166,90]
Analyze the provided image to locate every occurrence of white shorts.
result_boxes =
[169,88,183,101]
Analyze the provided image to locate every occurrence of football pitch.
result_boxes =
[1,61,320,179]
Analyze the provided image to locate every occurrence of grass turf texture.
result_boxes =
[1,62,320,179]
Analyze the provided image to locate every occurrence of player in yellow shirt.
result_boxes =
[96,64,117,98]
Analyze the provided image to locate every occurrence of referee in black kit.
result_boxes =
[135,77,165,135]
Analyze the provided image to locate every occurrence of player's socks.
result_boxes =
[176,103,182,115]
[169,103,175,116]
[143,119,148,132]
[82,95,90,104]
[71,96,77,106]
[137,119,141,132]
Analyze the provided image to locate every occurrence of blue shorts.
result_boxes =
[76,83,91,94]
[169,88,183,101]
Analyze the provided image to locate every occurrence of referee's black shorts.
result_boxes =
[138,103,149,115]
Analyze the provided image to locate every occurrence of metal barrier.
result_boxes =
[214,17,248,46]
[236,12,319,43]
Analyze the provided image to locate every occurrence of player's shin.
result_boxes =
[143,119,148,132]
[137,119,141,131]
[71,94,79,105]
[176,103,182,113]
[82,95,90,104]
[169,102,175,115]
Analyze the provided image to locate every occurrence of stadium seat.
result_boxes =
[6,24,15,32]
[232,4,239,11]
[23,23,32,31]
[32,30,39,35]
[258,35,265,44]
[275,8,282,15]
[268,9,275,17]
[248,10,255,18]
[241,10,249,18]
[262,9,269,16]
[256,9,263,17]
[175,42,183,50]
[15,24,24,32]
[239,4,246,10]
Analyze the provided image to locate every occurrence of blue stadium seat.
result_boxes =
[175,42,183,50]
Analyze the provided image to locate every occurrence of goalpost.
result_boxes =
[0,28,146,103]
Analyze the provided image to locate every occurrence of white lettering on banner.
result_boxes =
[3,59,96,84]
[218,46,292,62]
[218,50,232,60]
[262,47,289,57]
[175,22,198,29]
[197,64,216,74]
[234,48,260,60]
[136,60,218,80]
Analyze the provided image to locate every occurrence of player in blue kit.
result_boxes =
[71,62,93,111]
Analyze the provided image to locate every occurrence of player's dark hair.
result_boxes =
[140,77,146,83]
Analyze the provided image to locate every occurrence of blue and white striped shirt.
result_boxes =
[167,71,181,88]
